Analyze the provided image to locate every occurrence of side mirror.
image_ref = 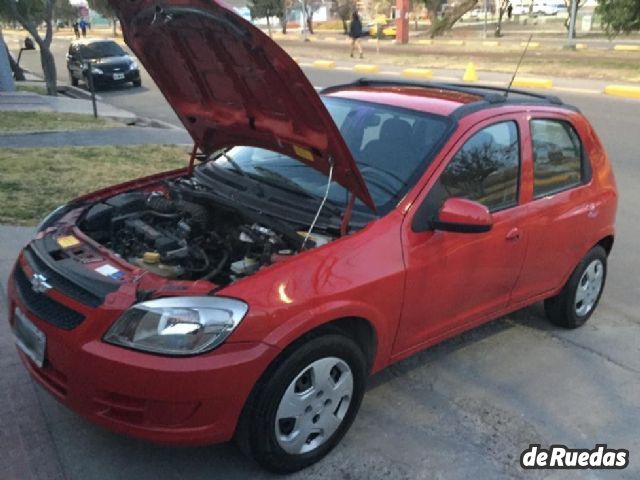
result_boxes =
[432,197,493,233]
[24,37,35,50]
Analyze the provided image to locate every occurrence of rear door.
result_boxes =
[394,114,529,356]
[510,113,597,303]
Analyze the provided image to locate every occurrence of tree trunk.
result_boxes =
[341,18,348,34]
[306,13,314,34]
[495,8,505,36]
[0,31,17,91]
[429,0,478,37]
[40,45,57,95]
[112,18,118,37]
[266,15,272,37]
[8,48,26,81]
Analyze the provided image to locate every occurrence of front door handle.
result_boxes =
[506,228,521,241]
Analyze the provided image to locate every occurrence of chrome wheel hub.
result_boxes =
[275,357,353,455]
[575,259,604,317]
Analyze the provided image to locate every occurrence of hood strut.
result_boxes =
[187,144,199,175]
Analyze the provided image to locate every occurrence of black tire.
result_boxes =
[544,245,607,329]
[132,79,142,87]
[69,70,78,87]
[236,333,367,473]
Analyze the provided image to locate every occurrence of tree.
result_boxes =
[494,0,510,36]
[597,0,640,36]
[0,0,58,95]
[279,0,293,34]
[563,0,585,34]
[301,0,322,34]
[429,0,478,37]
[54,0,78,27]
[336,0,355,34]
[421,0,444,25]
[249,0,283,36]
[88,0,118,36]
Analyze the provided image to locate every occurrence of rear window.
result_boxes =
[531,119,584,197]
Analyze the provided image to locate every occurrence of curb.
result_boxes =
[613,45,640,52]
[401,68,433,79]
[603,85,640,99]
[353,64,380,74]
[512,77,553,89]
[312,60,336,69]
[59,85,104,102]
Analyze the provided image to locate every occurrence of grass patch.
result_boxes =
[0,111,118,132]
[0,145,189,225]
[16,84,49,95]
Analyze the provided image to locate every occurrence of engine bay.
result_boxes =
[79,179,333,284]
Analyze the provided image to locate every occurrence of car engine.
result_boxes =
[79,182,321,284]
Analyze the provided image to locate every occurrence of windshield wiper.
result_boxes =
[220,153,247,177]
[252,166,343,216]
[252,166,316,198]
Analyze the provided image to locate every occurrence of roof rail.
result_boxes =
[321,78,563,107]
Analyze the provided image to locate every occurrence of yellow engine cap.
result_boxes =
[143,251,161,264]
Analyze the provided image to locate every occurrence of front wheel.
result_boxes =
[236,334,367,473]
[132,79,142,87]
[544,245,607,328]
[68,70,78,87]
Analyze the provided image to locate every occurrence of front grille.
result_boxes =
[24,246,103,307]
[99,63,129,75]
[13,265,85,330]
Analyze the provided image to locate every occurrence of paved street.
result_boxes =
[1,35,639,480]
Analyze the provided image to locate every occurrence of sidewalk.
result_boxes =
[0,226,65,480]
[0,90,136,121]
[0,91,191,148]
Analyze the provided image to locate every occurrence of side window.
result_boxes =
[436,121,520,212]
[531,119,583,197]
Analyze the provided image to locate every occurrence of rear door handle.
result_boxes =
[506,228,521,241]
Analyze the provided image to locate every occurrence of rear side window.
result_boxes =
[531,119,584,197]
[437,121,520,212]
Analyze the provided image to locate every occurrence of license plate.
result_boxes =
[113,73,125,80]
[13,308,46,368]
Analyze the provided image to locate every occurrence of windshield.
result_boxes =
[203,97,451,214]
[79,42,126,59]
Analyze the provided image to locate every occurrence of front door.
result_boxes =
[393,117,529,356]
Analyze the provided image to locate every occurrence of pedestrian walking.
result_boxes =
[349,11,363,59]
[73,21,80,39]
[79,18,87,38]
[507,3,513,19]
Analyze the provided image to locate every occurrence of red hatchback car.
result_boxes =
[8,0,617,473]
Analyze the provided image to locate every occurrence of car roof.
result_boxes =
[70,38,119,46]
[322,79,579,119]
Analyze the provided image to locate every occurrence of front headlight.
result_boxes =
[129,60,138,71]
[104,297,248,356]
[91,66,103,74]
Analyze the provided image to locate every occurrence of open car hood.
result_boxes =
[109,0,374,209]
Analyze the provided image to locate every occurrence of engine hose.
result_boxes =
[185,245,211,273]
[202,249,230,281]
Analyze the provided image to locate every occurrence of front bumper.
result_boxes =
[7,258,278,446]
[91,69,140,85]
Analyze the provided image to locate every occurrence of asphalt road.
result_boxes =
[4,37,640,479]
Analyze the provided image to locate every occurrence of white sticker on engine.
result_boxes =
[95,264,123,279]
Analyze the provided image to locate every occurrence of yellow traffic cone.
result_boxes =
[463,62,478,82]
